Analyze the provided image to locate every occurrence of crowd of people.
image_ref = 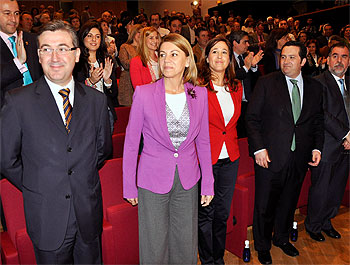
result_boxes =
[1,0,349,264]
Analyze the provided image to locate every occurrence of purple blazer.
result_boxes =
[123,78,214,198]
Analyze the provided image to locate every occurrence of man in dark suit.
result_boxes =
[305,42,350,242]
[249,22,269,54]
[228,30,263,137]
[246,41,324,264]
[0,0,42,105]
[1,20,112,264]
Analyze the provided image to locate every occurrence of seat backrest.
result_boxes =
[238,137,254,175]
[112,133,126,158]
[113,107,131,134]
[99,158,125,218]
[0,179,26,246]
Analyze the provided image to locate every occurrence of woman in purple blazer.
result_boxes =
[123,34,214,264]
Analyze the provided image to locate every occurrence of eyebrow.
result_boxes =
[40,43,71,48]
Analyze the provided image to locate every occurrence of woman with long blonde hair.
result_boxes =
[129,26,160,88]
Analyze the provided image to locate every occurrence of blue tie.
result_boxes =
[338,79,345,96]
[8,36,33,86]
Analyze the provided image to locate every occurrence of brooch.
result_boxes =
[187,87,197,99]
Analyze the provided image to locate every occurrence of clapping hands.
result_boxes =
[90,57,114,84]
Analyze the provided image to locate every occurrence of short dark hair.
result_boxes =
[169,16,182,25]
[227,30,248,45]
[281,41,307,60]
[150,13,161,20]
[328,41,349,57]
[38,20,78,48]
[195,27,208,37]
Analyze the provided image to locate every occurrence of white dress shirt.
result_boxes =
[45,76,75,124]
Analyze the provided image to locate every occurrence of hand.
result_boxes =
[16,31,27,64]
[102,57,114,81]
[201,195,214,207]
[308,150,321,167]
[244,52,253,69]
[90,65,103,84]
[107,42,116,56]
[255,149,271,168]
[126,198,138,206]
[251,50,264,67]
[343,139,350,150]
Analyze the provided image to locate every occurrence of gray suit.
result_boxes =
[1,76,112,251]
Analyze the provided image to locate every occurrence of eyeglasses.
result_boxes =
[38,47,78,55]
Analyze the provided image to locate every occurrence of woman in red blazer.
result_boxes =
[198,36,243,264]
[130,26,160,88]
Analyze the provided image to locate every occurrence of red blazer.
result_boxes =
[129,56,153,89]
[208,81,243,164]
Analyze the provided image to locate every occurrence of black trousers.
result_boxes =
[305,152,349,232]
[33,199,102,264]
[198,158,239,265]
[253,152,306,251]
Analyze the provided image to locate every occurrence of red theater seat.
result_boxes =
[99,158,139,264]
[112,133,126,158]
[113,107,131,134]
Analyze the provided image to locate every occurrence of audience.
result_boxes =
[118,24,142,106]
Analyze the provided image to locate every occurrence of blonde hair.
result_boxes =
[126,24,143,45]
[137,26,160,66]
[159,33,197,85]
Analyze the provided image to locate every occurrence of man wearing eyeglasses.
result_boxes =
[0,0,42,106]
[1,20,112,264]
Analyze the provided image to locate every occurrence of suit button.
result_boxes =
[68,170,73,175]
[65,194,70,199]
[174,153,178,158]
[67,147,72,152]
[222,131,226,135]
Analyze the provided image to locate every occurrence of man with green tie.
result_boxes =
[246,41,324,264]
[0,0,42,105]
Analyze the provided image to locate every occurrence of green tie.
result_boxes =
[8,36,33,86]
[290,79,301,151]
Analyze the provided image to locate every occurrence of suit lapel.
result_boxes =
[153,79,174,149]
[276,72,294,122]
[208,82,225,127]
[35,77,67,135]
[179,82,196,150]
[68,82,87,140]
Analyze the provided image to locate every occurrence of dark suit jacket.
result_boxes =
[233,53,259,102]
[0,77,112,251]
[315,70,349,162]
[261,49,279,75]
[245,71,324,173]
[248,32,268,54]
[0,31,42,102]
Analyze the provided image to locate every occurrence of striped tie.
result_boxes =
[58,88,73,133]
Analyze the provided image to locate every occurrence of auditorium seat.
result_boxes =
[99,158,139,264]
[0,179,35,264]
[0,179,116,265]
[113,107,131,134]
[112,133,125,158]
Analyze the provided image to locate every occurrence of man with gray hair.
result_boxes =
[1,20,112,263]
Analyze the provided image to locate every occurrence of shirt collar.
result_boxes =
[285,72,302,84]
[0,30,17,44]
[45,76,75,94]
